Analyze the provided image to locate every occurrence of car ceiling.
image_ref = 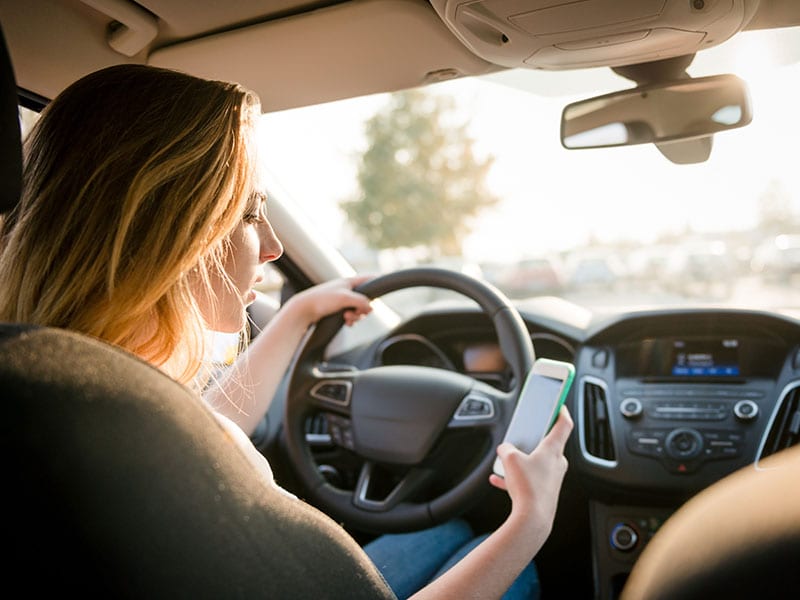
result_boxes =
[1,0,800,113]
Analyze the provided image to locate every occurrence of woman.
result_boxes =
[0,64,572,599]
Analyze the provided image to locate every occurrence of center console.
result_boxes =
[571,325,797,600]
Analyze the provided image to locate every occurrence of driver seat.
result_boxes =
[0,23,394,598]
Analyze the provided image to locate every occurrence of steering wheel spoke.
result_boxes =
[353,461,434,512]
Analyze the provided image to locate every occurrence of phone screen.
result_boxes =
[503,373,566,453]
[493,360,573,478]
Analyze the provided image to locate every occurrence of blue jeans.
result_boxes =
[363,519,540,599]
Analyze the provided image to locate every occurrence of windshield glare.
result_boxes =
[258,27,800,317]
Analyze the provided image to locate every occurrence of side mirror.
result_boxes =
[560,74,752,150]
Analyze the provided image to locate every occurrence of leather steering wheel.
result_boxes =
[284,267,534,532]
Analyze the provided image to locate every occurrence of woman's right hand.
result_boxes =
[489,406,574,537]
[408,407,574,600]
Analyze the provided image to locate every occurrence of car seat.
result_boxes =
[0,22,394,599]
[621,443,800,599]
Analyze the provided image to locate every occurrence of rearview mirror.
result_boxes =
[560,74,752,149]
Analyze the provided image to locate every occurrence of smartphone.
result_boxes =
[493,357,575,478]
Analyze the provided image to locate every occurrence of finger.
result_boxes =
[555,405,573,430]
[343,310,368,326]
[541,406,573,455]
[495,443,528,481]
[488,473,508,491]
[348,275,374,289]
[495,442,518,460]
[342,296,373,316]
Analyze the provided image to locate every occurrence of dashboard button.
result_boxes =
[592,349,609,369]
[665,428,704,460]
[620,398,643,418]
[733,400,758,421]
[610,523,639,552]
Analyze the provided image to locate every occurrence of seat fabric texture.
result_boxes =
[1,324,395,598]
[622,442,800,600]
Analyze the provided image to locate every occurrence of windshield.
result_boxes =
[258,26,800,317]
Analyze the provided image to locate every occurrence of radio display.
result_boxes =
[671,338,740,376]
[616,332,785,380]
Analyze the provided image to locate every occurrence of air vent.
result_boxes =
[580,378,617,467]
[759,383,800,461]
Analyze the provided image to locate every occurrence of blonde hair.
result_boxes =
[0,64,261,384]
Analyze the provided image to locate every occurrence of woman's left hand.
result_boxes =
[291,276,374,327]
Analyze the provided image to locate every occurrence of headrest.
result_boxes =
[0,23,22,214]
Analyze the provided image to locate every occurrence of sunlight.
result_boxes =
[728,34,777,87]
[257,26,800,310]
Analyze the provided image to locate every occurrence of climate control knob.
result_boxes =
[665,428,704,460]
[620,398,643,418]
[733,400,759,421]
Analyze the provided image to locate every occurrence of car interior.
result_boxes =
[2,1,800,598]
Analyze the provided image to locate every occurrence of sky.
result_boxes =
[256,27,800,265]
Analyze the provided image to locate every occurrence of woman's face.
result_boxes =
[196,194,283,333]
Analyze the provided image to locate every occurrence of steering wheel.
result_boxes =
[284,267,534,532]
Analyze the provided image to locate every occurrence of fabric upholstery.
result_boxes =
[622,443,800,599]
[0,325,395,598]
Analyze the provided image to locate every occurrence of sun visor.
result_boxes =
[429,0,762,69]
[149,0,498,112]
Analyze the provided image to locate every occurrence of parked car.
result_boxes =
[751,233,800,282]
[486,257,563,299]
[564,253,627,292]
[3,1,800,598]
[663,240,736,298]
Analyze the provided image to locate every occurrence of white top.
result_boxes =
[213,411,297,499]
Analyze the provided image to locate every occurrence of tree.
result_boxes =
[340,89,498,257]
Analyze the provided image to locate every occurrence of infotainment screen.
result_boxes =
[616,333,782,380]
[670,338,740,376]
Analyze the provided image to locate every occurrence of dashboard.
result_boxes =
[257,298,799,600]
[365,304,800,599]
[569,310,800,598]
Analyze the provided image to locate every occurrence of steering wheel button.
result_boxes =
[311,380,352,406]
[468,399,490,415]
[454,394,495,420]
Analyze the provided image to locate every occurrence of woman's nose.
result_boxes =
[259,219,284,263]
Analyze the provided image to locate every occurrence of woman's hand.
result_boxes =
[408,407,574,600]
[489,406,574,536]
[288,276,374,327]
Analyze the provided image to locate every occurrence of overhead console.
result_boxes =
[429,0,762,69]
